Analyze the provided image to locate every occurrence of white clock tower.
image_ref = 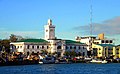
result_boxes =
[44,19,55,40]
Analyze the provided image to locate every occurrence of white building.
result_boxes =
[10,19,87,57]
[75,34,114,56]
[76,36,96,51]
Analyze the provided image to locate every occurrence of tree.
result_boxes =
[0,39,10,53]
[9,34,24,42]
[9,34,18,42]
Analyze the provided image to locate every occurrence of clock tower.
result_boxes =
[44,19,55,40]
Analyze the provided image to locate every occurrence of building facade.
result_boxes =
[10,19,87,57]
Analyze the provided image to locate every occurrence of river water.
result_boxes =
[0,63,120,74]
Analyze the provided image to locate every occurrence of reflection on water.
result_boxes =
[0,63,120,74]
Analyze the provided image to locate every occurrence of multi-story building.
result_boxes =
[10,19,87,57]
[76,33,114,57]
[92,43,115,59]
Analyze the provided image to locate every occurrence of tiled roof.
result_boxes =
[97,44,115,47]
[65,40,84,44]
[17,39,48,43]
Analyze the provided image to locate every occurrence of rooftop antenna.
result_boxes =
[90,0,93,36]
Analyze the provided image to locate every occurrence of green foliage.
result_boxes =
[0,39,10,53]
[0,34,24,53]
[9,34,18,42]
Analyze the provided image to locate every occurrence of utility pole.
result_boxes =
[90,0,93,36]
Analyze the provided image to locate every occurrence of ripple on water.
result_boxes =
[0,63,120,74]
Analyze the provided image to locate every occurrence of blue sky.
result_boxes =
[0,0,120,44]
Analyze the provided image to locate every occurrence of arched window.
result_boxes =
[32,51,34,55]
[79,46,81,49]
[27,45,30,49]
[66,46,68,49]
[47,46,49,49]
[74,46,76,49]
[32,45,34,49]
[57,46,61,49]
[37,46,39,49]
[70,46,72,49]
[42,46,44,49]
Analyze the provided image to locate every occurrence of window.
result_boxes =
[83,52,85,56]
[79,46,81,49]
[116,48,119,50]
[32,45,34,49]
[66,46,68,49]
[47,46,49,49]
[110,40,112,43]
[70,46,72,49]
[42,46,44,49]
[57,46,61,49]
[15,46,16,49]
[102,40,104,43]
[106,40,108,43]
[20,46,22,48]
[27,45,30,49]
[37,46,39,49]
[17,46,19,48]
[74,46,76,49]
[83,47,84,49]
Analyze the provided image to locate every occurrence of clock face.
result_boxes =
[46,30,48,32]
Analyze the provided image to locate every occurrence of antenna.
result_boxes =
[90,0,93,36]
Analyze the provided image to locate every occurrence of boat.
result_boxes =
[38,55,43,64]
[39,61,43,64]
[42,56,55,64]
[55,59,70,64]
[90,59,107,64]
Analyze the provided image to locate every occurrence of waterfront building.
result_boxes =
[10,19,87,57]
[75,36,96,56]
[92,43,115,59]
[113,45,120,59]
[10,39,49,55]
[76,33,114,57]
[93,33,113,44]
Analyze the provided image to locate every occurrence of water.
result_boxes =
[0,63,120,74]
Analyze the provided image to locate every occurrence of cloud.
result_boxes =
[73,16,120,35]
[0,31,43,39]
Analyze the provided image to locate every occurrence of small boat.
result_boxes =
[42,56,55,64]
[55,59,69,64]
[39,61,43,64]
[90,59,107,64]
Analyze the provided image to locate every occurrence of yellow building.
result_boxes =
[113,45,120,59]
[92,44,115,59]
[98,33,104,40]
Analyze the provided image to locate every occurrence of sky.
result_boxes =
[0,0,120,44]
